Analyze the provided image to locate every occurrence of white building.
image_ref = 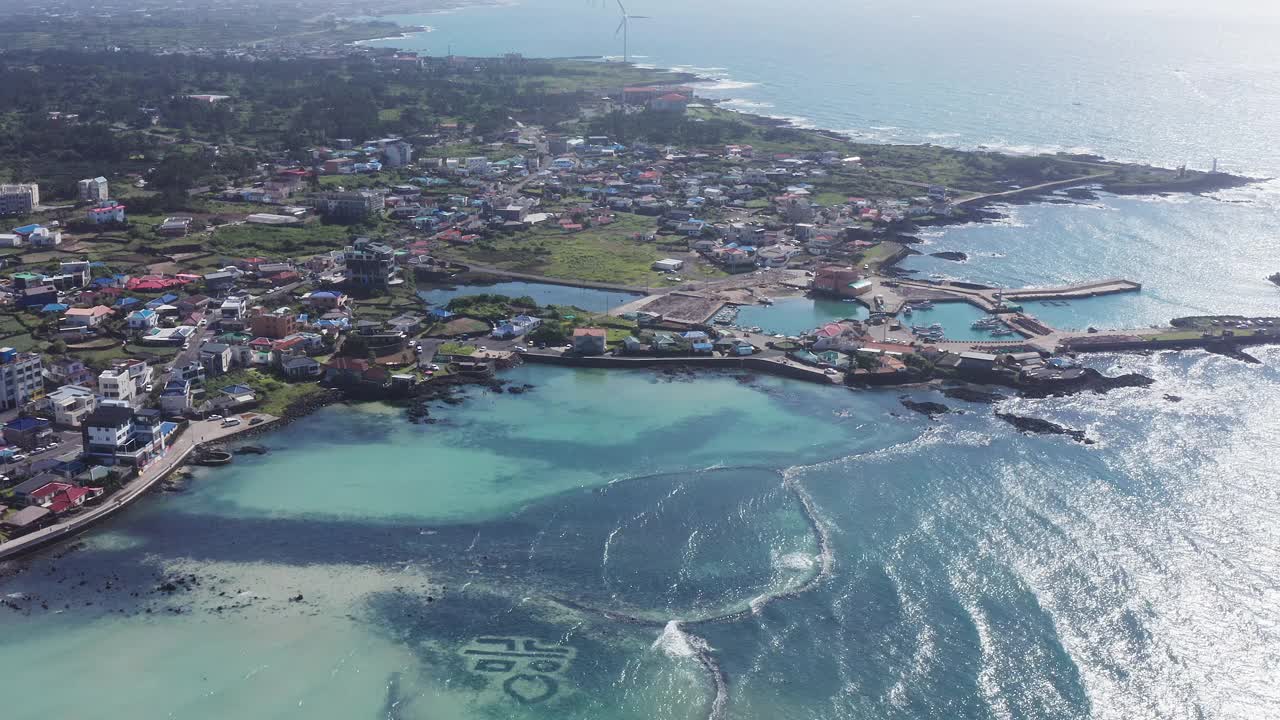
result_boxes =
[219,296,249,322]
[0,184,39,216]
[78,176,109,202]
[383,141,414,168]
[465,156,491,174]
[86,202,126,224]
[652,258,685,272]
[44,384,97,427]
[98,359,152,409]
[0,348,43,410]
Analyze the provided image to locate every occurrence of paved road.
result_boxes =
[0,415,277,560]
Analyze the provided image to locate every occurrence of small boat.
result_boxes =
[903,306,913,316]
[758,297,774,305]
[913,300,934,310]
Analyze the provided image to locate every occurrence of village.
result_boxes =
[0,48,1273,550]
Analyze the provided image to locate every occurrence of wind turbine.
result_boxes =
[614,0,649,64]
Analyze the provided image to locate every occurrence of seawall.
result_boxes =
[519,352,839,384]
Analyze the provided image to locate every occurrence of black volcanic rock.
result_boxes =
[942,386,1007,404]
[997,413,1094,444]
[900,398,951,418]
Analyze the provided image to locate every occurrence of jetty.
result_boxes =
[890,277,1142,312]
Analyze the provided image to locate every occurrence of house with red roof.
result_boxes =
[63,305,113,329]
[572,327,607,355]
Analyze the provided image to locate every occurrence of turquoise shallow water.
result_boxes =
[732,297,868,336]
[3,356,1280,719]
[5,2,1280,718]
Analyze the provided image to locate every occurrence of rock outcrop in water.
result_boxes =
[942,386,1007,404]
[997,413,1094,444]
[899,397,951,418]
[1018,368,1154,398]
[929,251,968,262]
[1205,342,1262,364]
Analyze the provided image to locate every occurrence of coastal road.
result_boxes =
[0,415,278,561]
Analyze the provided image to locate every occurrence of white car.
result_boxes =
[514,345,528,352]
[12,454,27,462]
[209,414,223,421]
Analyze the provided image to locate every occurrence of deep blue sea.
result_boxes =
[3,2,1280,719]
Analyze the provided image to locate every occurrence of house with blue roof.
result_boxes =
[127,308,158,332]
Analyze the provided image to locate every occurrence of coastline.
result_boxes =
[0,416,280,562]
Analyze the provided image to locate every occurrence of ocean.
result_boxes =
[5,1,1280,718]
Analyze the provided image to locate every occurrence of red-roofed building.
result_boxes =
[323,357,370,384]
[650,93,690,113]
[86,203,126,224]
[26,481,75,508]
[572,327,607,355]
[48,485,100,515]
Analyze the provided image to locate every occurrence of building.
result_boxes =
[250,309,297,339]
[158,216,193,237]
[78,176,109,202]
[0,348,44,410]
[383,141,414,168]
[572,327,607,355]
[491,314,541,339]
[812,265,867,298]
[343,237,396,287]
[200,343,234,375]
[98,359,152,409]
[219,296,249,324]
[0,184,39,216]
[652,258,685,273]
[305,290,349,310]
[314,190,385,221]
[86,202,127,224]
[3,416,53,449]
[81,406,175,467]
[58,260,92,288]
[281,356,323,380]
[45,357,94,387]
[59,306,112,331]
[44,384,97,427]
[18,285,57,308]
[159,379,193,414]
[13,224,60,247]
[650,93,690,113]
[126,308,159,332]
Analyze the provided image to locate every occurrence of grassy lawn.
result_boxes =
[451,214,675,285]
[212,368,327,416]
[209,221,354,257]
[437,342,475,356]
[856,241,905,270]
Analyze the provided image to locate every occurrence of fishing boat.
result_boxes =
[912,300,935,310]
[758,297,774,305]
[903,306,913,316]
